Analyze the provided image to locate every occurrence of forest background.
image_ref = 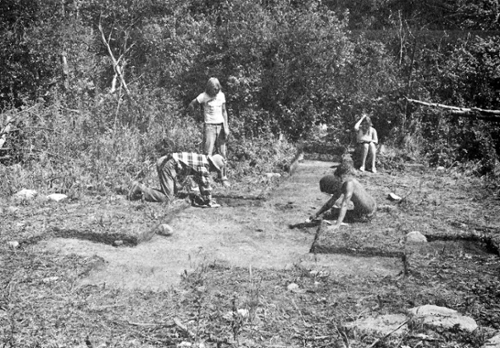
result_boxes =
[1,0,500,197]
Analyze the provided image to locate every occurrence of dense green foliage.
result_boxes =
[1,0,500,195]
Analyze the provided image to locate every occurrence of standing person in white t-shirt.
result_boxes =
[188,77,230,186]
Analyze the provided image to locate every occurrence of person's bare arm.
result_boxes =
[222,103,229,137]
[308,195,339,221]
[354,114,366,131]
[331,181,354,229]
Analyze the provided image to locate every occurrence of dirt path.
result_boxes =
[38,159,401,290]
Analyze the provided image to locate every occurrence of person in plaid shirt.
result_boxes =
[127,152,226,207]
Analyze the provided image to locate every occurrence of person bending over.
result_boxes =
[307,156,377,231]
[354,112,378,173]
[127,152,226,208]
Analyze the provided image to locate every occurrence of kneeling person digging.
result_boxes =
[307,156,377,231]
[127,152,226,208]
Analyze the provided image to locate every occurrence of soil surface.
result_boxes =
[36,159,401,290]
[3,154,500,347]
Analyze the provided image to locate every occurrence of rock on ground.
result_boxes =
[13,189,37,200]
[408,305,478,332]
[483,332,500,348]
[405,231,427,243]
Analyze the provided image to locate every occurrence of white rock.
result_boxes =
[265,173,281,178]
[157,224,173,237]
[7,241,20,249]
[408,305,478,332]
[483,332,500,348]
[344,314,408,336]
[47,193,68,202]
[405,231,428,243]
[237,309,249,318]
[287,283,299,291]
[177,342,192,348]
[7,206,19,213]
[13,189,37,200]
[387,193,402,201]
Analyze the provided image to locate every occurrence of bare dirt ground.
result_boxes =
[2,154,500,347]
[35,159,400,290]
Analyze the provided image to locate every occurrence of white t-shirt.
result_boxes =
[196,91,226,124]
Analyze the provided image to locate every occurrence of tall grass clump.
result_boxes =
[0,96,299,199]
[0,99,202,198]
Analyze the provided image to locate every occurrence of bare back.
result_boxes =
[342,178,376,215]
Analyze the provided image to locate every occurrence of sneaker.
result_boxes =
[371,167,377,173]
[127,181,142,201]
[359,166,365,172]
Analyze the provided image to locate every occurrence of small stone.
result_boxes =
[237,309,249,318]
[287,283,300,292]
[42,276,59,283]
[265,173,281,178]
[387,193,402,201]
[157,224,173,237]
[13,189,37,200]
[7,206,19,213]
[405,231,427,243]
[113,240,124,247]
[7,241,20,249]
[47,193,68,202]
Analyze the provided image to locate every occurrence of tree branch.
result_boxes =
[98,17,131,96]
[406,98,500,119]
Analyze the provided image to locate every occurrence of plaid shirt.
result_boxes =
[172,152,212,195]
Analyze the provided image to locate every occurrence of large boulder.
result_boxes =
[408,305,478,332]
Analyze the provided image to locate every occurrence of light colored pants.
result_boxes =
[139,156,176,203]
[204,123,227,178]
[204,123,227,157]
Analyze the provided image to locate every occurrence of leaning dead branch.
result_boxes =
[406,98,500,121]
[98,17,132,97]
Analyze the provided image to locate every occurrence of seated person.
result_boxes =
[127,152,226,207]
[354,112,378,173]
[307,156,377,230]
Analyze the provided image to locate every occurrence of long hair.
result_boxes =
[360,115,372,134]
[205,77,221,97]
